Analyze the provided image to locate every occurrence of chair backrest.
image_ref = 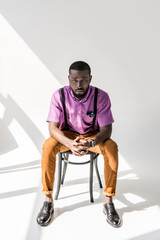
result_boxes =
[60,86,98,131]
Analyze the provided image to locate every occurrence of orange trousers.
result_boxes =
[41,130,119,197]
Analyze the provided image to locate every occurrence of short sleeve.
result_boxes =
[46,90,62,123]
[97,93,114,127]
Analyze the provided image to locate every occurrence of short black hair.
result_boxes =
[69,61,91,75]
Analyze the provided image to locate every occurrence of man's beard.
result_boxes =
[72,86,89,99]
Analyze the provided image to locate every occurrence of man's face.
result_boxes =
[68,69,92,99]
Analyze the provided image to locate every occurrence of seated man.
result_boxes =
[36,61,121,228]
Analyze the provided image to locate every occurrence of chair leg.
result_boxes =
[94,157,103,188]
[54,153,62,200]
[89,154,94,203]
[61,153,69,184]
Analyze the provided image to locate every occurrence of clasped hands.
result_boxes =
[70,136,92,156]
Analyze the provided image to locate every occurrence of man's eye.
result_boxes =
[72,78,87,81]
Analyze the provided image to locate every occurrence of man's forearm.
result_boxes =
[90,126,112,146]
[49,127,72,148]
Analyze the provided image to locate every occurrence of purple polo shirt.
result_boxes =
[46,85,114,134]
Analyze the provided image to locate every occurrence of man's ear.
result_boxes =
[89,75,92,82]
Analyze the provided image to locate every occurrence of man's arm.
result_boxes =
[48,122,89,156]
[89,124,112,146]
[74,124,112,149]
[48,122,73,148]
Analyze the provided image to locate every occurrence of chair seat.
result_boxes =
[60,150,99,165]
[60,150,96,155]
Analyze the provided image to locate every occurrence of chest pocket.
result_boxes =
[83,114,94,126]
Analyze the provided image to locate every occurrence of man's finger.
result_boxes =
[75,136,86,141]
[78,146,88,150]
[73,142,86,146]
[72,149,81,156]
[75,136,80,140]
[79,150,88,155]
[72,141,81,146]
[74,136,82,142]
[73,138,86,145]
[79,139,87,143]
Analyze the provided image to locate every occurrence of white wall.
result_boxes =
[0,0,160,203]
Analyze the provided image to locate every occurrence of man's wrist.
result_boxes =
[89,139,96,147]
[66,139,73,149]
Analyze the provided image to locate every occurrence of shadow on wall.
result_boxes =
[0,93,45,154]
[0,117,18,155]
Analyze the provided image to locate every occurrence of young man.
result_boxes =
[36,61,121,227]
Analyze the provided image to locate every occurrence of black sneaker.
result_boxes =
[36,201,54,226]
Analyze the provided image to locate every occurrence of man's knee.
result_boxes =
[42,136,59,150]
[103,138,119,151]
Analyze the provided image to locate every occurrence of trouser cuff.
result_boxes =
[42,190,53,195]
[103,189,116,196]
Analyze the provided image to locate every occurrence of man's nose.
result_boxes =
[77,81,82,88]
